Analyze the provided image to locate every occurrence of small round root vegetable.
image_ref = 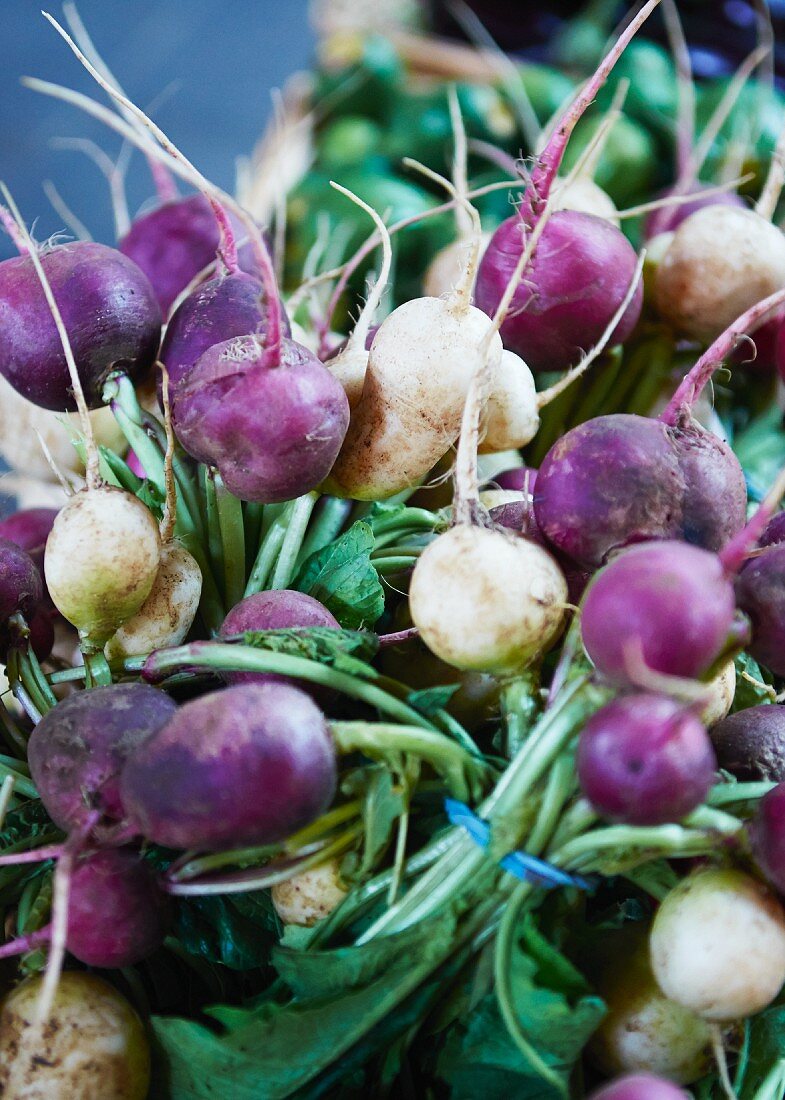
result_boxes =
[27,683,177,834]
[173,335,349,504]
[422,232,492,298]
[219,589,339,687]
[587,928,711,1083]
[710,705,785,782]
[105,542,202,660]
[0,242,162,411]
[553,176,619,225]
[474,210,642,372]
[758,511,785,548]
[533,414,685,569]
[479,350,539,453]
[580,541,736,684]
[750,783,785,894]
[650,868,785,1021]
[589,1075,689,1100]
[160,270,282,395]
[577,694,716,825]
[44,486,161,645]
[325,297,503,501]
[408,525,567,674]
[0,507,58,576]
[66,848,169,968]
[271,858,348,926]
[654,206,785,342]
[0,537,43,642]
[0,971,150,1099]
[698,659,736,728]
[120,682,337,851]
[644,184,745,238]
[493,466,537,493]
[669,422,747,552]
[735,543,785,676]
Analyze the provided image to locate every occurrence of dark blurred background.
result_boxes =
[0,1,314,260]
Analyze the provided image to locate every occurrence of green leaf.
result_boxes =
[169,890,279,972]
[740,1003,785,1099]
[152,910,459,1100]
[342,765,404,877]
[240,627,379,671]
[407,684,460,716]
[732,652,775,713]
[293,521,385,629]
[734,404,785,500]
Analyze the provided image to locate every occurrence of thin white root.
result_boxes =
[0,776,14,832]
[0,184,99,489]
[34,430,76,497]
[42,180,92,241]
[329,183,392,351]
[536,250,645,408]
[447,83,472,239]
[757,102,785,220]
[710,1022,738,1100]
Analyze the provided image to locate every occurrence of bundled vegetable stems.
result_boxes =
[5,1,785,1097]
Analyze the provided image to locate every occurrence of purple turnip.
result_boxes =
[710,705,785,782]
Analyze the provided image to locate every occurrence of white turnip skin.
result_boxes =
[45,487,161,646]
[650,868,785,1021]
[479,350,540,453]
[271,858,348,926]
[409,525,567,674]
[699,660,736,728]
[0,971,150,1099]
[654,206,785,341]
[422,232,492,298]
[553,176,619,225]
[105,542,202,660]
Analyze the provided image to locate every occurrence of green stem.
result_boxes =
[214,474,245,610]
[295,498,352,569]
[369,508,439,537]
[708,781,775,806]
[243,503,265,565]
[202,467,225,602]
[0,696,28,756]
[0,760,37,800]
[21,650,57,710]
[7,650,43,722]
[269,493,318,590]
[374,556,418,575]
[81,650,112,689]
[244,502,293,596]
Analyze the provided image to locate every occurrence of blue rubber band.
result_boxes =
[445,798,593,891]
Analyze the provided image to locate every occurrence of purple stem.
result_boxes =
[660,286,785,426]
[377,627,420,648]
[0,844,65,867]
[0,925,52,960]
[146,155,179,204]
[208,198,238,276]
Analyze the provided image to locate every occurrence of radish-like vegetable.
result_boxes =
[120,682,337,850]
[580,541,737,684]
[219,589,339,687]
[0,241,161,411]
[750,782,785,893]
[0,537,43,633]
[409,525,567,674]
[45,486,161,646]
[645,184,746,238]
[0,507,58,576]
[27,683,177,835]
[589,1075,689,1100]
[650,868,785,1020]
[0,971,150,1099]
[271,858,348,926]
[699,659,736,728]
[587,927,711,1083]
[493,466,537,492]
[710,705,785,781]
[66,848,170,967]
[577,694,716,824]
[105,541,201,659]
[480,350,539,453]
[735,543,785,676]
[173,334,349,503]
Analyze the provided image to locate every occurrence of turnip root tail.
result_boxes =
[661,285,785,426]
[526,0,663,219]
[447,84,472,241]
[536,250,645,408]
[329,183,391,353]
[0,184,99,489]
[51,135,132,238]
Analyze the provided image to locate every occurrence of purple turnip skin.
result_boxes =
[577,694,716,825]
[589,1074,689,1100]
[120,682,337,851]
[759,511,785,548]
[645,186,745,238]
[0,242,162,411]
[581,541,737,684]
[173,335,350,503]
[160,270,286,395]
[671,422,747,552]
[750,782,785,894]
[710,705,785,782]
[0,538,42,625]
[0,508,58,570]
[219,590,339,687]
[474,211,643,373]
[735,544,785,676]
[493,466,537,493]
[27,684,178,836]
[533,415,686,569]
[66,848,170,969]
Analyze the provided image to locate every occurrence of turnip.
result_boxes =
[472,1,661,371]
[650,868,785,1021]
[0,537,44,651]
[0,971,150,1099]
[710,705,785,782]
[589,1076,689,1100]
[735,543,785,676]
[750,782,785,894]
[758,510,785,548]
[0,238,161,412]
[587,927,711,1083]
[271,858,348,926]
[699,659,736,728]
[219,589,339,687]
[580,541,737,685]
[0,507,58,577]
[120,682,337,851]
[577,694,716,825]
[27,682,177,836]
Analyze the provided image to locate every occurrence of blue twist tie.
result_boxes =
[445,798,593,891]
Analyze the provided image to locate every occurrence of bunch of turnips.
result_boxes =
[5,2,785,1097]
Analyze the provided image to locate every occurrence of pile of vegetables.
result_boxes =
[5,1,785,1096]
